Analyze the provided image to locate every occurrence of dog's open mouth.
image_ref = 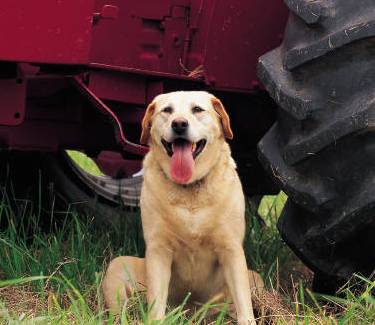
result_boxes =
[161,138,207,184]
[161,138,207,160]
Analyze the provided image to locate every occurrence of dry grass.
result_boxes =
[0,285,296,324]
[0,285,46,319]
[0,271,374,324]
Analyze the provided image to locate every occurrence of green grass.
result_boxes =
[0,152,372,324]
[66,150,103,176]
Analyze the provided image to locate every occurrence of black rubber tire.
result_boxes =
[0,150,139,227]
[257,0,375,281]
[43,152,140,225]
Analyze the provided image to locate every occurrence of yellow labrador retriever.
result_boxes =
[102,91,263,324]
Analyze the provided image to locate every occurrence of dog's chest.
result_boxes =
[170,205,214,238]
[171,236,220,292]
[167,206,224,292]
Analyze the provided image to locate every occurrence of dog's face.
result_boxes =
[140,91,233,184]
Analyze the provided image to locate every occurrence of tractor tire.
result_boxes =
[43,151,142,225]
[0,150,141,227]
[257,0,375,286]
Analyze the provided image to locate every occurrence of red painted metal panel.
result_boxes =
[89,71,146,105]
[95,151,142,178]
[90,0,190,73]
[0,0,94,64]
[89,0,287,93]
[0,0,288,91]
[187,0,288,92]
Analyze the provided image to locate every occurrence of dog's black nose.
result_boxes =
[171,118,189,134]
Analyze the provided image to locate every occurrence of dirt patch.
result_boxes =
[0,285,46,319]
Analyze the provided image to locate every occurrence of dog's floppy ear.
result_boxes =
[140,101,156,145]
[211,96,233,139]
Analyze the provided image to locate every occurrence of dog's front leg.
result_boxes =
[218,245,256,325]
[145,244,173,320]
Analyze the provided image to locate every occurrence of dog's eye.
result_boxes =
[192,106,205,113]
[162,106,173,114]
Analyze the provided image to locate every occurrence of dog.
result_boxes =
[102,91,263,324]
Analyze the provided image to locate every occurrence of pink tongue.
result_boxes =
[170,142,194,184]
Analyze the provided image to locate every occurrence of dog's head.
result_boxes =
[140,91,233,185]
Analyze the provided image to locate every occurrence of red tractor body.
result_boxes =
[0,0,287,176]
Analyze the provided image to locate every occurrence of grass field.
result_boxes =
[0,152,373,324]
